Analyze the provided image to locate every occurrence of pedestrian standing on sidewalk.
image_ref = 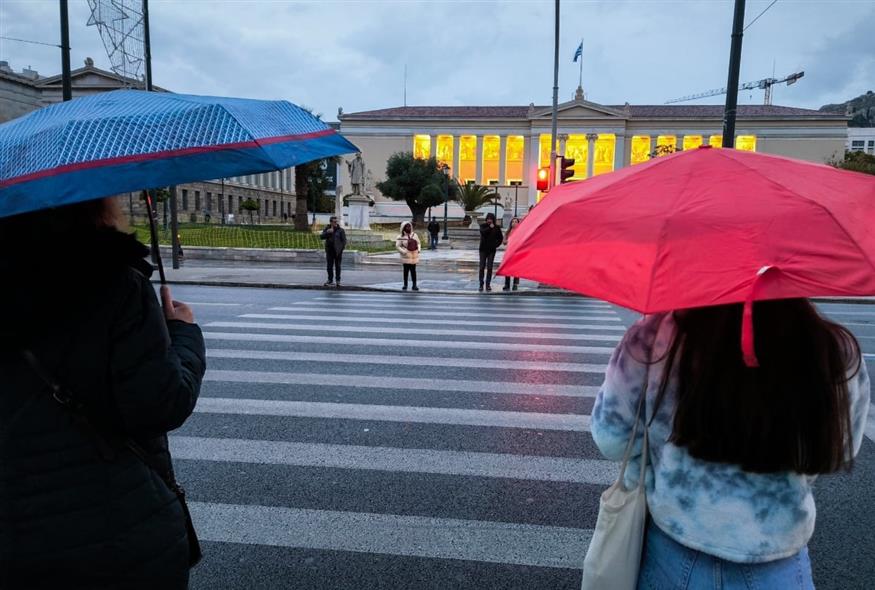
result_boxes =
[501,217,521,291]
[478,212,503,292]
[0,198,207,589]
[591,302,870,589]
[320,216,347,287]
[395,221,421,291]
[427,218,440,250]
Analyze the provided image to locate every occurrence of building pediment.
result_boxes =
[531,99,627,120]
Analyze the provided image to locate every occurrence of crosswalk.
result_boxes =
[176,291,629,589]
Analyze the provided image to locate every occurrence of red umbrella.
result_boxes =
[499,146,875,366]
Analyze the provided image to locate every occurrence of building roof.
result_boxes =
[342,104,845,120]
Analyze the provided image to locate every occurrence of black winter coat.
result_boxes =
[0,229,206,589]
[479,222,504,253]
[320,225,347,254]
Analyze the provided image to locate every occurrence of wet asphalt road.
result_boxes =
[163,285,874,590]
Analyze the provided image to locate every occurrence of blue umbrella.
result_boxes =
[0,89,358,218]
[0,89,358,282]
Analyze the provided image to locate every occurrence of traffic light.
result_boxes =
[559,157,575,184]
[536,167,549,191]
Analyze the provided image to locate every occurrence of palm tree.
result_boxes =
[456,183,497,213]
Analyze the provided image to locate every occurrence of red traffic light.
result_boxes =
[560,157,575,184]
[536,167,549,191]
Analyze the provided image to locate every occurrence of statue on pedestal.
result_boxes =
[346,153,365,196]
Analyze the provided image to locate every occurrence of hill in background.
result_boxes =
[820,91,875,127]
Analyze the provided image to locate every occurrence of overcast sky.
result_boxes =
[1,0,873,119]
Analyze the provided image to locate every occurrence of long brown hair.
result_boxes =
[651,299,859,475]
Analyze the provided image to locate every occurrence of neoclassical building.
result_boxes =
[339,90,848,213]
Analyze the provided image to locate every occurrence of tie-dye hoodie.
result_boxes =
[591,312,871,563]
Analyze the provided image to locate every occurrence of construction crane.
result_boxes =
[665,71,804,105]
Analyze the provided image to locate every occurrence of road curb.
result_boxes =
[153,279,583,297]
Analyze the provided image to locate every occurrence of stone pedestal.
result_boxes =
[466,212,480,229]
[347,194,371,230]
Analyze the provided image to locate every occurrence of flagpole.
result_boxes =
[578,38,583,90]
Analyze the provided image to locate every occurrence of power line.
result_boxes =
[0,35,61,48]
[744,0,779,32]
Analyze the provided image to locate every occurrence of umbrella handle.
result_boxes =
[741,265,777,368]
[143,190,167,285]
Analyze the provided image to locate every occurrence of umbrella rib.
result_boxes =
[728,154,875,284]
[642,153,699,313]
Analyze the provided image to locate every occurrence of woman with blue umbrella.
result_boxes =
[0,90,358,588]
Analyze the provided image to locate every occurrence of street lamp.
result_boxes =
[441,163,450,240]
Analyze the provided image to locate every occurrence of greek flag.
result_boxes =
[572,41,583,63]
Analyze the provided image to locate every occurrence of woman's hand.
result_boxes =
[160,285,195,324]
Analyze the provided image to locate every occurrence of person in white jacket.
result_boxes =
[395,221,421,291]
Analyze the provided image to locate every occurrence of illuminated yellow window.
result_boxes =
[594,134,616,176]
[566,135,588,180]
[736,135,757,152]
[630,136,651,164]
[481,136,500,184]
[656,135,677,157]
[505,136,524,183]
[683,136,703,151]
[458,136,477,184]
[413,135,431,159]
[436,135,454,169]
[709,135,723,148]
[539,134,558,168]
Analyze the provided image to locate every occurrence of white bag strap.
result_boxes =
[616,341,652,488]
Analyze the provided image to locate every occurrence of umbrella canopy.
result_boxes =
[500,146,875,365]
[0,89,358,218]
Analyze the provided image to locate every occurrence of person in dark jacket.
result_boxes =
[427,218,440,250]
[320,216,347,287]
[478,212,503,292]
[0,198,206,590]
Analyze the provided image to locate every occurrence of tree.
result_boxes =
[456,183,497,213]
[240,198,259,224]
[828,150,875,176]
[376,152,457,222]
[292,108,337,230]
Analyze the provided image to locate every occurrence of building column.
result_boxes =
[676,134,685,152]
[586,133,598,178]
[453,136,462,180]
[498,135,507,185]
[614,133,627,171]
[558,133,568,156]
[527,134,539,207]
[429,134,436,159]
[650,136,658,158]
[474,135,483,185]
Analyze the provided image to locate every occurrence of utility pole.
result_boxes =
[59,0,72,101]
[549,0,560,189]
[143,0,153,91]
[722,0,746,148]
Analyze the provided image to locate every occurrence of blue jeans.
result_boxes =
[429,234,438,249]
[638,521,814,590]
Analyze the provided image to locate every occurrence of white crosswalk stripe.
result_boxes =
[206,321,623,343]
[270,305,623,321]
[180,292,625,584]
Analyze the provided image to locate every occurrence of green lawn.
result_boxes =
[131,224,393,252]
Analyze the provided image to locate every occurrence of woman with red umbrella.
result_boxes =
[500,147,875,588]
[592,302,868,588]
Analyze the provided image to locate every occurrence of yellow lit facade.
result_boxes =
[709,135,723,148]
[459,135,477,183]
[594,134,616,176]
[656,135,677,155]
[482,135,500,184]
[413,134,431,159]
[539,134,556,168]
[683,135,703,151]
[505,136,525,183]
[565,135,588,180]
[436,135,454,169]
[736,135,757,151]
[631,136,651,164]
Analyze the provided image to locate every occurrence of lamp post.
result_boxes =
[513,183,519,217]
[493,184,500,221]
[441,164,450,240]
